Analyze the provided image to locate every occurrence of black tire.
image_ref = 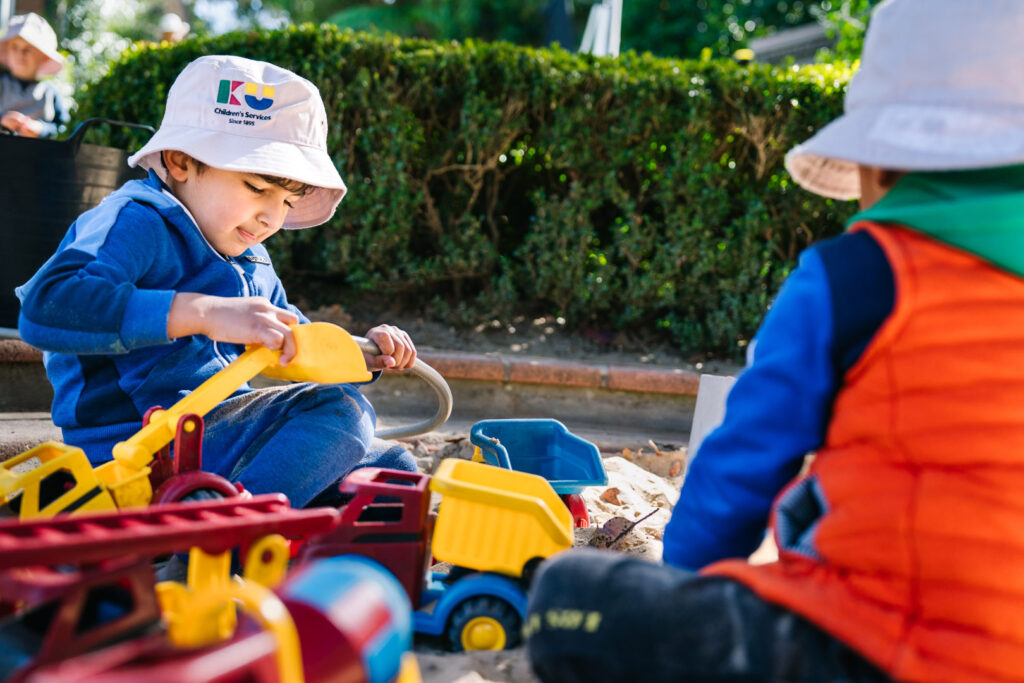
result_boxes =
[178,487,224,503]
[521,557,545,588]
[446,596,522,652]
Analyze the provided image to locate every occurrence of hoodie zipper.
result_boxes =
[213,259,254,369]
[160,186,250,370]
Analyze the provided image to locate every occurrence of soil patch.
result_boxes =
[303,299,742,376]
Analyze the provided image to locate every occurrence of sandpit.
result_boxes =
[402,434,701,683]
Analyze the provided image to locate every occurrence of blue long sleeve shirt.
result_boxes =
[663,230,895,569]
[16,170,308,459]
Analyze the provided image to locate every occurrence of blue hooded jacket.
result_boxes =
[16,170,308,457]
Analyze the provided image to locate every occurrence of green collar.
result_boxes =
[849,165,1024,277]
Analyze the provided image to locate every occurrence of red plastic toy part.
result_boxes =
[0,494,339,572]
[299,468,433,609]
[0,496,345,683]
[153,471,245,504]
[561,493,590,528]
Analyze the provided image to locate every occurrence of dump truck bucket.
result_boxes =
[429,459,572,578]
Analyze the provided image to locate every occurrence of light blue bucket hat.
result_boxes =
[785,0,1024,200]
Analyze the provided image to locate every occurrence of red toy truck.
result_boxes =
[0,495,418,683]
[300,459,574,652]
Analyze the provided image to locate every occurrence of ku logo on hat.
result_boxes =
[217,80,275,111]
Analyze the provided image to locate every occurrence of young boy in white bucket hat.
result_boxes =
[0,12,69,138]
[527,0,1024,680]
[17,55,418,507]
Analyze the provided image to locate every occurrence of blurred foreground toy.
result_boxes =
[0,494,419,683]
[0,322,452,520]
[470,418,607,528]
[301,459,574,651]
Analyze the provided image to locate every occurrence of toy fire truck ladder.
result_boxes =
[0,495,343,682]
[0,494,340,571]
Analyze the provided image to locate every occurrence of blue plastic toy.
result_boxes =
[469,418,608,527]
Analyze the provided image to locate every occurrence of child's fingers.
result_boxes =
[277,326,297,366]
[267,310,298,365]
[371,354,397,370]
[366,325,417,370]
[274,308,300,326]
[258,326,286,350]
[254,315,294,354]
[390,329,417,369]
[367,326,394,353]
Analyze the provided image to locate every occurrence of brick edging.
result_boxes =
[418,350,701,396]
[0,339,702,397]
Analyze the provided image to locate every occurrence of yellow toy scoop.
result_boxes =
[112,322,371,469]
[260,321,372,384]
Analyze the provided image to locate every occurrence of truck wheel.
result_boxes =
[153,471,238,504]
[521,557,545,587]
[447,596,521,652]
[178,488,223,502]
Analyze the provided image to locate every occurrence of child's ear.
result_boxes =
[877,169,906,190]
[162,150,192,182]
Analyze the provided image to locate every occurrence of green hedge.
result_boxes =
[74,25,855,359]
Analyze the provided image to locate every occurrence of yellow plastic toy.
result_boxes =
[0,441,116,517]
[157,544,424,683]
[429,458,574,578]
[0,323,372,519]
[157,574,305,682]
[111,322,371,471]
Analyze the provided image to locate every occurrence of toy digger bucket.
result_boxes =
[429,459,573,578]
[259,323,454,439]
[0,118,155,334]
[260,322,373,384]
[113,322,452,469]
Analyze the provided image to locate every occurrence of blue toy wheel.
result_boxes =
[446,596,522,652]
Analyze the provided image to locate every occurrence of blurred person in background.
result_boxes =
[159,13,190,44]
[0,12,69,138]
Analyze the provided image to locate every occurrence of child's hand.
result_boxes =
[169,293,300,364]
[364,324,417,371]
[0,111,42,138]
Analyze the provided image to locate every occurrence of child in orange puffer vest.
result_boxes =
[526,1,1024,681]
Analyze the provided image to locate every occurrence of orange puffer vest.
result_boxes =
[706,222,1024,682]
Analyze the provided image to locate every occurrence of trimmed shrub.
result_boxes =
[74,25,855,359]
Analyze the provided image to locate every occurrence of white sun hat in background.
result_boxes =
[0,13,64,77]
[785,0,1024,200]
[159,13,190,42]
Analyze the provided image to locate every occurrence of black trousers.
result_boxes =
[525,549,893,683]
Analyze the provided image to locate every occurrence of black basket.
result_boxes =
[0,118,155,332]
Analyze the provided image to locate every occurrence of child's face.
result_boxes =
[3,37,46,81]
[164,152,303,257]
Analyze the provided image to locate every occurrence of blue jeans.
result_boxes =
[197,382,416,507]
[526,549,892,683]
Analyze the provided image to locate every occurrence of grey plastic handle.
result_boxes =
[353,336,453,439]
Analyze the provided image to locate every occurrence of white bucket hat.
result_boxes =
[159,13,190,42]
[128,55,347,229]
[0,13,64,77]
[785,0,1024,200]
